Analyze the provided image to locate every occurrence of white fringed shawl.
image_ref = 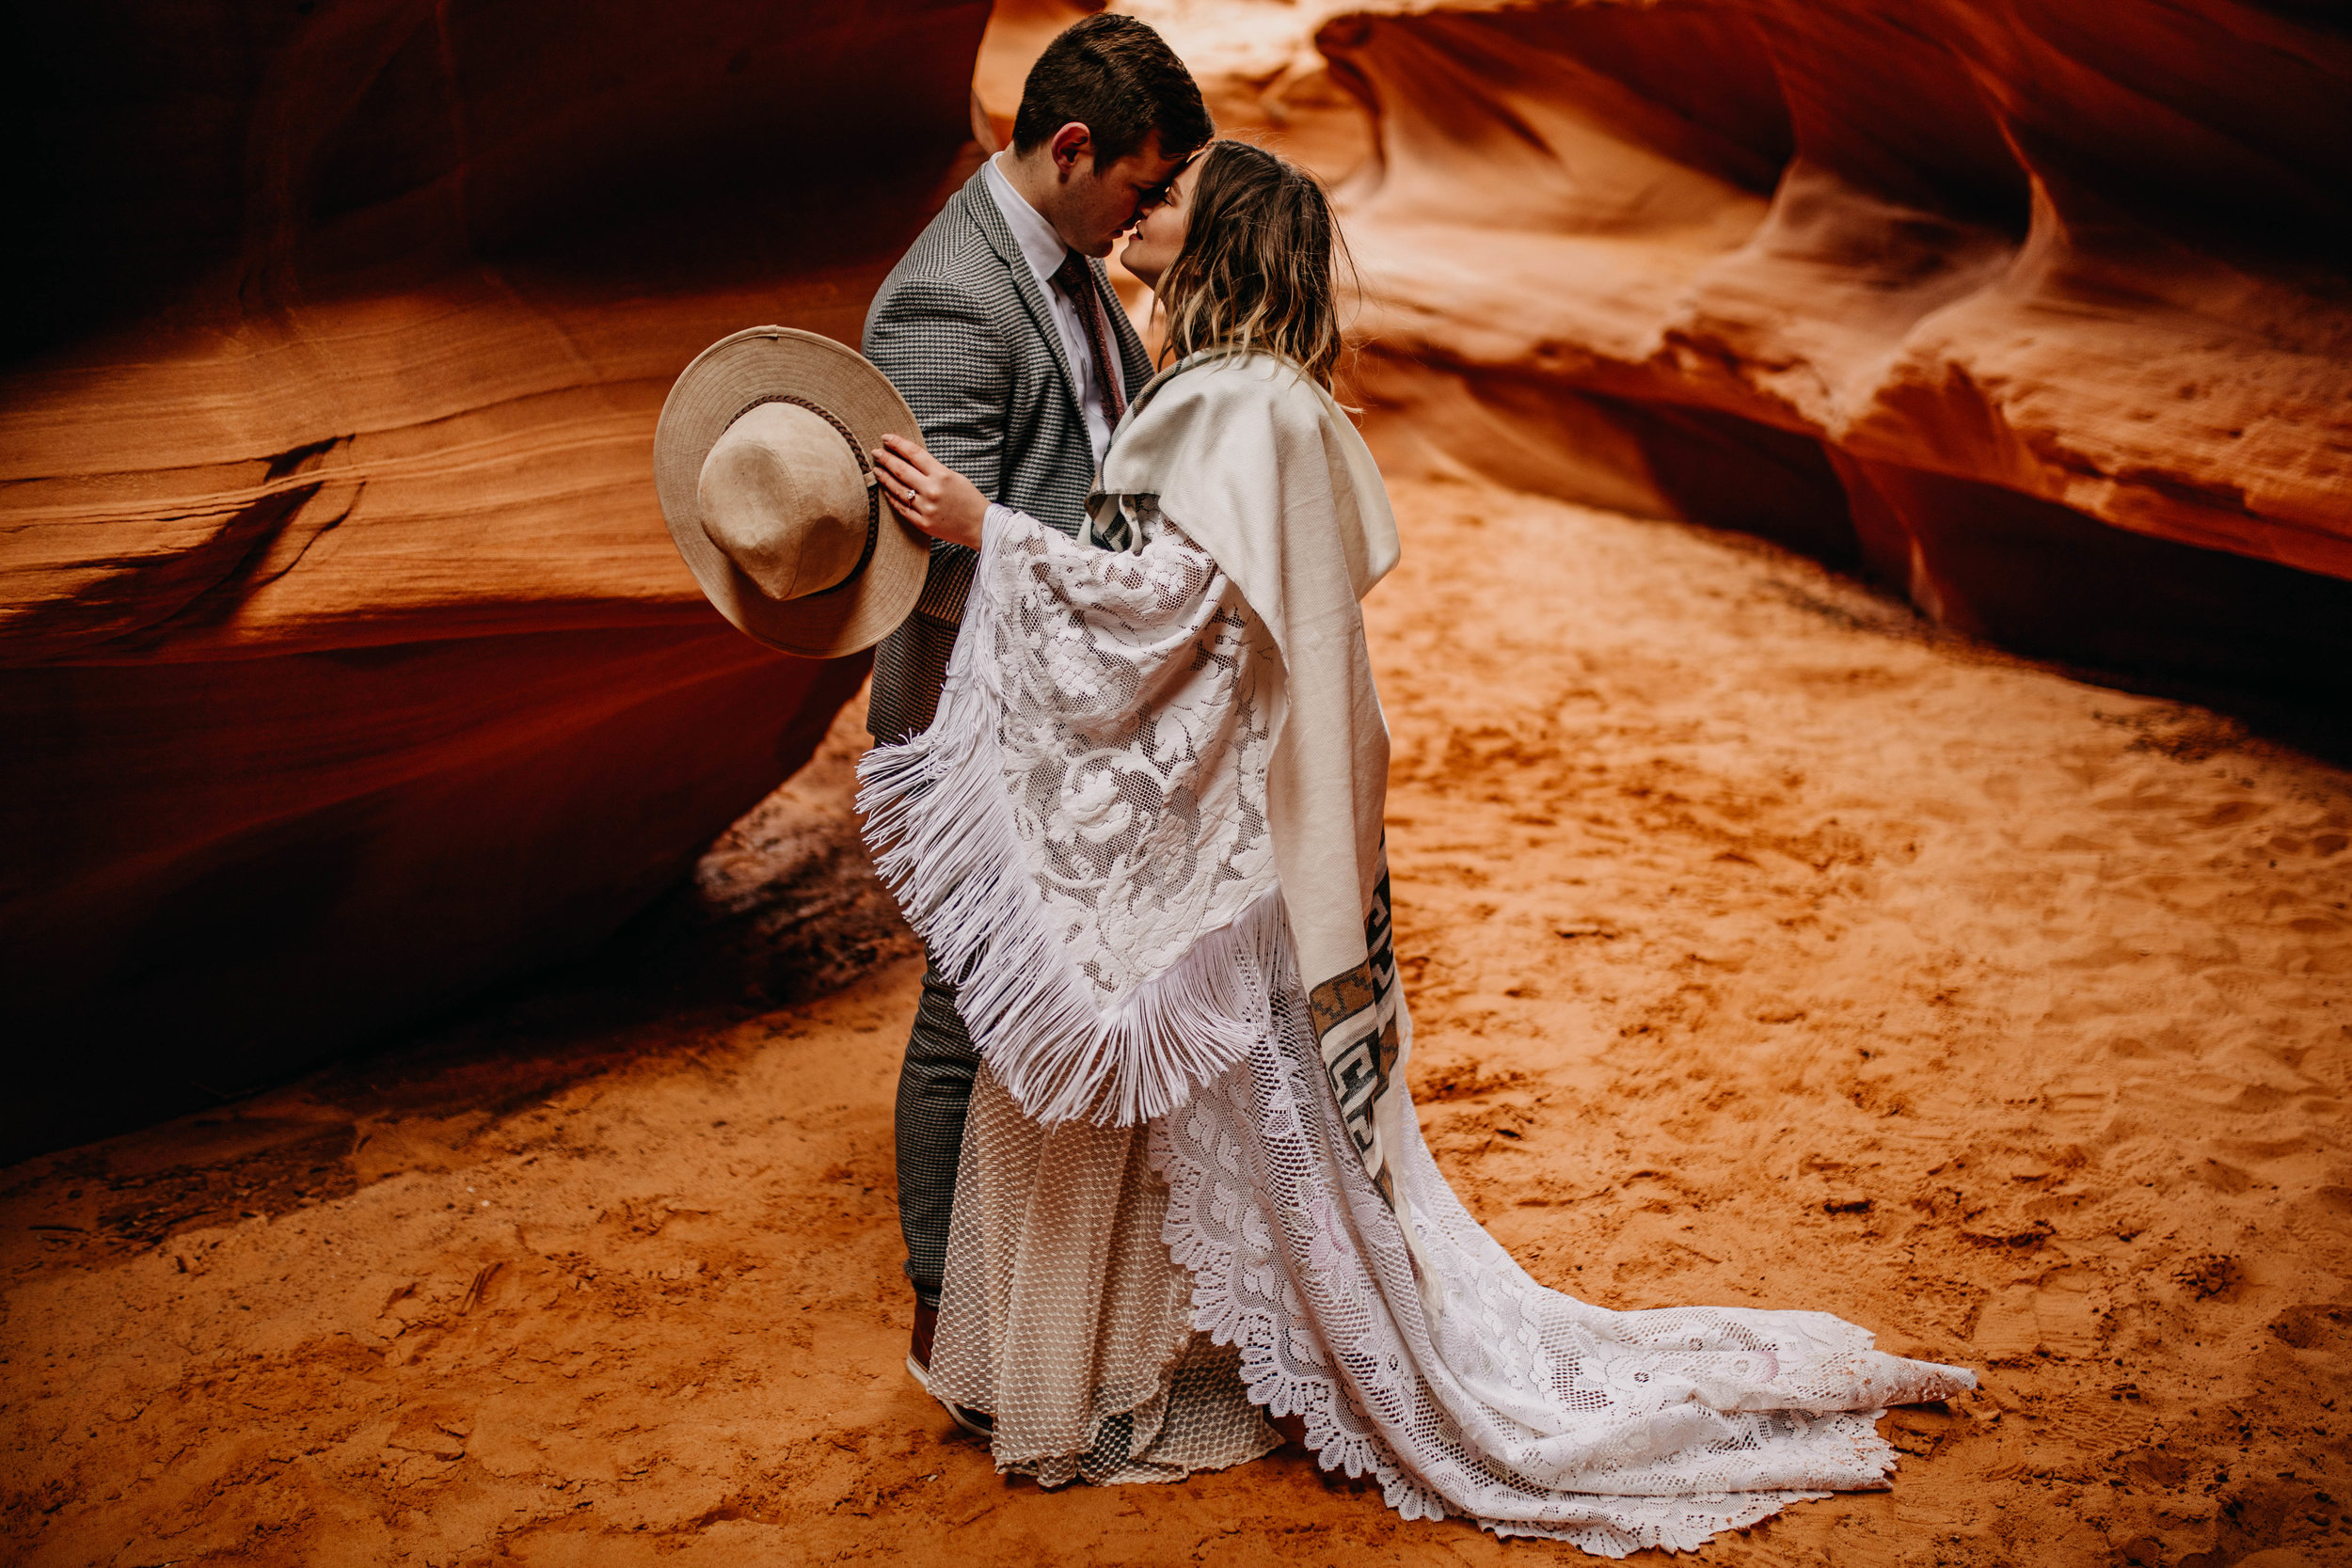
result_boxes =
[858,352,1414,1194]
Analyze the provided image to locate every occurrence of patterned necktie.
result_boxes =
[1051,250,1127,427]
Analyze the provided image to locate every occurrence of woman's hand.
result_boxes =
[873,435,986,549]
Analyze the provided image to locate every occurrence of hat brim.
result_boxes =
[654,326,929,659]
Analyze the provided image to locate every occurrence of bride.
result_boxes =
[865,138,1971,1555]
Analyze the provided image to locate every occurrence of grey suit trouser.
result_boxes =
[896,958,977,1308]
[875,611,983,1310]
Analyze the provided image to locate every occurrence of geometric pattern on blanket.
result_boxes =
[1151,934,1978,1556]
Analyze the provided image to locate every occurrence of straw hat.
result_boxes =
[654,325,928,658]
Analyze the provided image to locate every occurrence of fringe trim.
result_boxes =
[856,534,1284,1129]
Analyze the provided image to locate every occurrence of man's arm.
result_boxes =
[865,277,1009,620]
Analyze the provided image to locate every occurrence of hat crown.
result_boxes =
[696,402,871,603]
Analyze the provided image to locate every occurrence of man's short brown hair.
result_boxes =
[1011,14,1213,169]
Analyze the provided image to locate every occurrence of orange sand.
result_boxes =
[5,479,2348,1566]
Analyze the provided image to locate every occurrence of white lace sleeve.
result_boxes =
[860,500,1286,1125]
[977,500,1245,732]
[975,502,1281,998]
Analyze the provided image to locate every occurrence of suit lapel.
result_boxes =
[959,171,1089,435]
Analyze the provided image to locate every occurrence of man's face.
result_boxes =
[1047,130,1190,258]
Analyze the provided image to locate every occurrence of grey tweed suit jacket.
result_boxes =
[862,165,1155,743]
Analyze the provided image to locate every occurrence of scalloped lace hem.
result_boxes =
[1142,940,1974,1556]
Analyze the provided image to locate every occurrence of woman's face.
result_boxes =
[1119,154,1203,293]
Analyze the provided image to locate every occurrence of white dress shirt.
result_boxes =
[982,152,1124,467]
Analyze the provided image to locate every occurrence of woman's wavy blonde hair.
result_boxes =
[1155,139,1355,391]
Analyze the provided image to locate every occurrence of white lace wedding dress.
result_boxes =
[875,502,1975,1556]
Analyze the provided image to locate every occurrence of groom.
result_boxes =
[862,14,1213,1380]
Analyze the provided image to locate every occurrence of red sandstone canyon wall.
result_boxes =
[0,0,988,1160]
[1319,0,2352,703]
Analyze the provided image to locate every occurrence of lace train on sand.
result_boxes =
[1144,935,1973,1553]
[930,923,1974,1554]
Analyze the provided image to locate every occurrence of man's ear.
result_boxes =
[1049,121,1092,179]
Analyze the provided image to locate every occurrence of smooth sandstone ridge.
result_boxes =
[0,0,988,1160]
[1319,0,2352,697]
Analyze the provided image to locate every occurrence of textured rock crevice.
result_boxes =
[0,0,988,1161]
[1318,0,2352,699]
[9,0,2349,1159]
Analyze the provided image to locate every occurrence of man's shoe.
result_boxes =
[912,1300,938,1370]
[906,1350,995,1440]
[908,1298,993,1439]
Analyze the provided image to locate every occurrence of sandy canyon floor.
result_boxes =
[5,479,2350,1567]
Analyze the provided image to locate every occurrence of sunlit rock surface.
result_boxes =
[0,0,985,1160]
[1320,0,2352,696]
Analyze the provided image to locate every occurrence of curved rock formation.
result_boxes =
[1320,0,2352,702]
[0,0,987,1161]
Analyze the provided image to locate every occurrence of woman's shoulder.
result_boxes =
[1107,351,1338,493]
[1146,351,1328,426]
